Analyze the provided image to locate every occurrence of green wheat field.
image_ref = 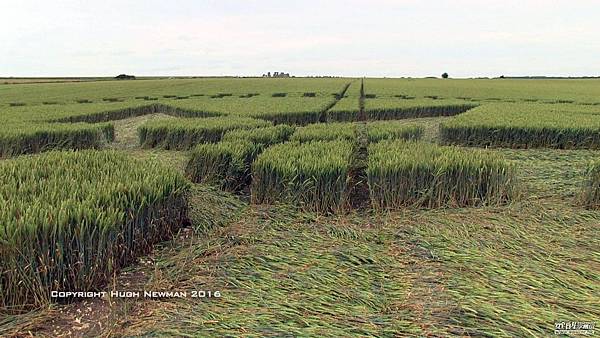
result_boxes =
[0,77,599,337]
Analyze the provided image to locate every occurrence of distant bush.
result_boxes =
[115,74,136,80]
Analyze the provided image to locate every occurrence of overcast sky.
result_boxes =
[1,0,599,77]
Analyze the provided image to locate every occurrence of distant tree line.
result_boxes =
[262,72,291,78]
[497,75,600,79]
